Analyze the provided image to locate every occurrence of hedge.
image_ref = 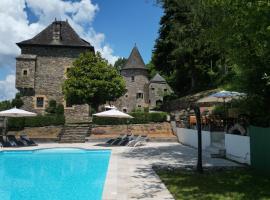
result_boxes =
[93,111,167,125]
[8,115,65,131]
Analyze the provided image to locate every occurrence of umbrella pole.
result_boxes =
[4,117,8,137]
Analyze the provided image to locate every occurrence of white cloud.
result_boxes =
[0,0,118,101]
[0,75,17,101]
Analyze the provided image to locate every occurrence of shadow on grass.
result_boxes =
[156,168,270,200]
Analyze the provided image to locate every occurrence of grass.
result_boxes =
[156,168,270,200]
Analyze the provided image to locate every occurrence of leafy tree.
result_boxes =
[11,93,24,108]
[63,51,126,112]
[45,100,57,114]
[207,0,270,126]
[153,0,228,95]
[55,104,64,115]
[114,57,127,72]
[0,100,12,111]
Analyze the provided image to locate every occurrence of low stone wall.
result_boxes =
[91,122,174,138]
[8,126,62,141]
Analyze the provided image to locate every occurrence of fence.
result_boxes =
[250,126,270,173]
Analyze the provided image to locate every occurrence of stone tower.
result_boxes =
[149,73,173,109]
[16,20,94,122]
[116,46,149,112]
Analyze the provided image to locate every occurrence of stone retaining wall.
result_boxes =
[91,122,174,137]
[8,126,62,140]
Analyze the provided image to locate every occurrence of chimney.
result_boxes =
[52,21,61,41]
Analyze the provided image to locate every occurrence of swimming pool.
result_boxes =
[0,148,111,200]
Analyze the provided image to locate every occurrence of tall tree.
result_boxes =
[153,0,226,95]
[114,57,127,72]
[63,52,126,112]
[207,0,270,126]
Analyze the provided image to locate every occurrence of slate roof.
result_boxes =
[17,20,93,49]
[122,46,146,70]
[150,73,167,83]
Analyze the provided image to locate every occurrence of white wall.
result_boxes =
[176,128,211,150]
[225,134,250,164]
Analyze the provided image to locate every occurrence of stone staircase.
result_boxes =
[59,124,90,143]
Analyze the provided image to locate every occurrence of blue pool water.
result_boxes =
[0,148,111,200]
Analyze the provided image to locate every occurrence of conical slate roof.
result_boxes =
[150,73,167,83]
[17,20,93,49]
[122,46,146,70]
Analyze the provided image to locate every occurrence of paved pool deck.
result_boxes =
[1,142,240,200]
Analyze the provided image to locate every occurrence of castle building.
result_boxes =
[16,20,173,122]
[16,20,94,122]
[114,46,173,112]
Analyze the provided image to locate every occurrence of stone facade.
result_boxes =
[15,20,173,122]
[114,46,173,112]
[16,21,94,123]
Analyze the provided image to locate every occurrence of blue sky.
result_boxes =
[0,0,163,100]
[91,0,162,61]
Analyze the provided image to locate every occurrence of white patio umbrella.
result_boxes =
[0,107,37,117]
[197,90,245,130]
[0,107,37,136]
[197,90,245,104]
[93,109,133,133]
[93,109,133,119]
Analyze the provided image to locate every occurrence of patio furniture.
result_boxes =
[0,136,12,147]
[20,135,37,146]
[128,135,148,147]
[7,135,26,146]
[5,136,17,147]
[111,134,131,145]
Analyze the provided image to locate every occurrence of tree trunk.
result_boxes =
[194,106,203,173]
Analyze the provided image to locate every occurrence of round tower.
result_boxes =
[119,45,149,112]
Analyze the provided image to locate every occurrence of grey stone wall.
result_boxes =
[115,68,149,112]
[16,55,36,89]
[149,82,173,109]
[16,46,92,122]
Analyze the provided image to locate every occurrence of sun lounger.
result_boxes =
[20,135,37,146]
[7,135,26,147]
[111,134,131,145]
[119,134,139,146]
[128,135,148,147]
[5,135,17,147]
[0,136,11,147]
[106,134,125,144]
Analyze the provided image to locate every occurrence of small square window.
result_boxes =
[131,76,135,82]
[136,93,143,99]
[151,88,155,90]
[65,99,73,108]
[164,88,168,92]
[22,69,28,76]
[36,97,44,108]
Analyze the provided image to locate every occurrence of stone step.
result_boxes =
[59,124,89,143]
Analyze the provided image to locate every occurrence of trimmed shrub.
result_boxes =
[92,111,168,125]
[56,104,64,115]
[8,115,65,131]
[148,112,167,122]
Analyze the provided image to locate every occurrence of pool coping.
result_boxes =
[0,142,240,200]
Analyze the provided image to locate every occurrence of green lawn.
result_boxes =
[156,168,270,200]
